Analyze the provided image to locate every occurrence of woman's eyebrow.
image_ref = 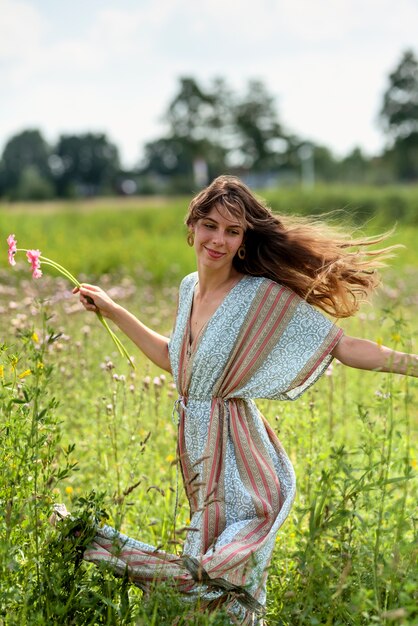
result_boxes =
[204,217,243,228]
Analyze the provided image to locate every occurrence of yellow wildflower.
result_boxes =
[165,454,175,463]
[65,486,74,495]
[18,369,31,379]
[391,332,401,343]
[0,364,4,379]
[37,361,44,370]
[376,337,383,347]
[32,332,39,343]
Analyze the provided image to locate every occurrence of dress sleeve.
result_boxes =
[236,298,343,401]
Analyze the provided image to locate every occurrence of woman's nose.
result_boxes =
[212,229,225,244]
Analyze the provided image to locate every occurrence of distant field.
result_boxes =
[2,186,418,282]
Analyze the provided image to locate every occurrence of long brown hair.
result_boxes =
[186,175,396,318]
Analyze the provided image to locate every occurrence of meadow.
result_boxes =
[0,187,417,625]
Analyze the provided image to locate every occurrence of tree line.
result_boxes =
[0,49,417,200]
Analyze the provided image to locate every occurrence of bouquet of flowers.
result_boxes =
[7,234,134,368]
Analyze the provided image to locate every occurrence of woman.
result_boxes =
[70,176,417,624]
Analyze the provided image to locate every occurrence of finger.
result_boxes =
[81,295,97,307]
[80,283,100,292]
[72,286,80,294]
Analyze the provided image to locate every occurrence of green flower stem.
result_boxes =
[96,313,135,369]
[38,259,80,287]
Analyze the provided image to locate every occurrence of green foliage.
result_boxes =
[380,49,418,141]
[0,314,231,625]
[380,49,418,181]
[1,189,418,289]
[263,184,418,227]
[0,199,417,624]
[13,166,55,201]
[0,130,51,199]
[53,133,120,198]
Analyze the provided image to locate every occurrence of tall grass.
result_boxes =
[0,192,416,625]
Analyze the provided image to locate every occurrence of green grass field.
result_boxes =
[0,190,417,625]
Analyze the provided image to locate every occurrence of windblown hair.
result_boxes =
[186,175,397,318]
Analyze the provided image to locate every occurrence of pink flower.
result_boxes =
[26,249,43,279]
[7,234,17,266]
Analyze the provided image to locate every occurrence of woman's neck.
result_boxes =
[196,266,242,299]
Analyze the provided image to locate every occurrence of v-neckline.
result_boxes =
[186,274,246,357]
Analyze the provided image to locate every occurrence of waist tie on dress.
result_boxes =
[172,394,232,424]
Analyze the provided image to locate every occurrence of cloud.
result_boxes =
[1,0,417,164]
[0,0,44,62]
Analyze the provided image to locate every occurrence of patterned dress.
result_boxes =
[84,273,343,624]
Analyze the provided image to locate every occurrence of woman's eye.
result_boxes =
[204,223,215,229]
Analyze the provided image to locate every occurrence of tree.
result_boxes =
[141,77,293,189]
[380,49,418,180]
[52,133,120,197]
[141,77,229,188]
[232,80,289,171]
[0,129,51,199]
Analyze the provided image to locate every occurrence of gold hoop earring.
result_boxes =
[237,245,246,260]
[187,233,195,247]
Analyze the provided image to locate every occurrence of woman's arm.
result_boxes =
[74,284,172,373]
[331,335,418,377]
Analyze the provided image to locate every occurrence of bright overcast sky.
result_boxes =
[2,0,417,168]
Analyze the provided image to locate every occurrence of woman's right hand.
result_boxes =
[72,283,119,319]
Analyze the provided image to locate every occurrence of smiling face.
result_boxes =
[191,203,245,273]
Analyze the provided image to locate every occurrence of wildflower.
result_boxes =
[7,235,134,369]
[65,486,74,495]
[18,369,32,379]
[31,331,39,343]
[7,234,17,266]
[26,250,42,279]
[153,376,162,387]
[375,390,391,399]
[143,376,151,389]
[391,332,401,343]
[165,454,175,463]
[0,364,4,379]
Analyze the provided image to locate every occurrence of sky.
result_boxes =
[1,0,418,169]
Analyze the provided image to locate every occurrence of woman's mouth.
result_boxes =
[205,247,225,259]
